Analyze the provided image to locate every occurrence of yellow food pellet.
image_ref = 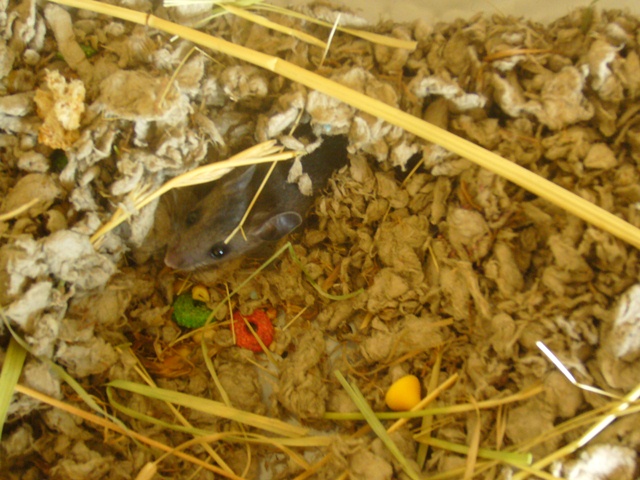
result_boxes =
[192,285,210,303]
[385,374,421,411]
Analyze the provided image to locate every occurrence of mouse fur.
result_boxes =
[164,134,349,271]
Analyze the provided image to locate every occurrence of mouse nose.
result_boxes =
[164,248,189,270]
[163,251,180,269]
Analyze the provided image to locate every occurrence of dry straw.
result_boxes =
[52,0,640,251]
[325,383,544,420]
[0,315,336,478]
[119,347,236,475]
[334,370,422,480]
[249,2,418,50]
[90,141,297,245]
[14,383,244,479]
[168,0,418,51]
[108,379,309,437]
[0,198,42,222]
[0,318,240,478]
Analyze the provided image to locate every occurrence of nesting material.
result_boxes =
[1,1,640,479]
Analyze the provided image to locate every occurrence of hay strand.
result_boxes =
[108,379,309,437]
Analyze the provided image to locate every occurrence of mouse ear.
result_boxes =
[223,165,256,192]
[253,211,303,241]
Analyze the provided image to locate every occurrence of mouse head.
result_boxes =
[164,165,303,271]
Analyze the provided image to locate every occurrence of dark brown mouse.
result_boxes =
[164,134,349,271]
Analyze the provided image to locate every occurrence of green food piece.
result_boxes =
[80,44,98,58]
[50,149,68,172]
[55,44,98,61]
[172,293,213,329]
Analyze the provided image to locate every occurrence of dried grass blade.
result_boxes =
[149,429,316,475]
[512,381,640,480]
[0,336,27,437]
[425,459,560,480]
[320,12,340,65]
[108,379,309,437]
[14,384,243,480]
[144,429,332,471]
[0,197,41,221]
[416,348,444,468]
[252,3,418,51]
[164,0,260,13]
[463,403,481,480]
[118,347,235,475]
[107,387,215,437]
[138,148,295,207]
[2,314,127,429]
[222,4,327,49]
[223,160,278,245]
[334,370,421,480]
[51,0,640,250]
[225,434,335,448]
[326,383,544,421]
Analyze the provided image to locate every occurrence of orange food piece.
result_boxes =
[232,309,274,352]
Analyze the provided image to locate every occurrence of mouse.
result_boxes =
[164,134,349,271]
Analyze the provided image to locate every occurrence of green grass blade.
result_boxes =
[286,243,363,301]
[334,370,421,480]
[419,437,532,466]
[2,314,128,430]
[107,387,214,436]
[108,379,309,437]
[0,336,28,437]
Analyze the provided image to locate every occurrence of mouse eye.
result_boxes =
[209,242,228,259]
[186,209,201,226]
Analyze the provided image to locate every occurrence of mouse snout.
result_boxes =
[164,249,185,270]
[164,244,199,271]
